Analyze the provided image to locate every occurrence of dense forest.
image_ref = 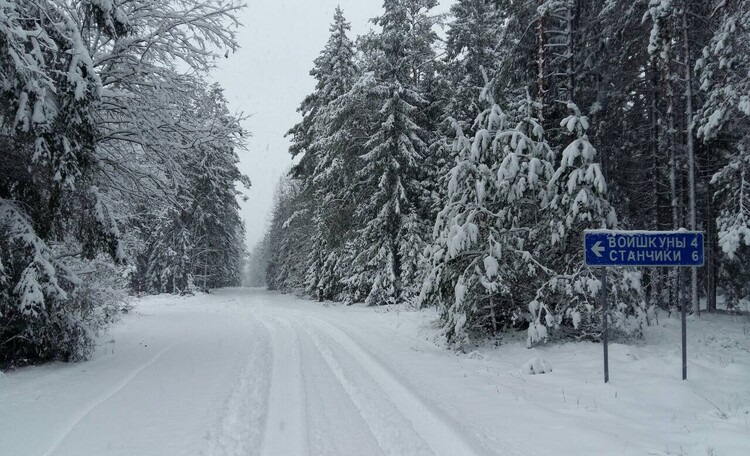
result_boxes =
[0,0,248,365]
[263,0,750,347]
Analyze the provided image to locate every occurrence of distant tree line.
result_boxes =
[1,0,248,366]
[264,0,750,348]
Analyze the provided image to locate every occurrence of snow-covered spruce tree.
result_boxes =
[421,95,646,347]
[541,104,646,344]
[141,84,249,294]
[245,234,270,287]
[420,96,557,346]
[642,0,715,312]
[316,72,382,302]
[0,0,125,365]
[286,7,359,300]
[344,0,438,306]
[696,1,750,309]
[444,0,509,133]
[265,176,313,292]
[426,0,510,230]
[288,6,358,180]
[145,212,195,294]
[181,85,248,290]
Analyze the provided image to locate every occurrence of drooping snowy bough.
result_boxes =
[420,98,647,348]
[1,0,248,365]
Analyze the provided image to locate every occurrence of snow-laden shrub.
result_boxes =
[0,204,126,367]
[521,357,552,375]
[716,243,750,311]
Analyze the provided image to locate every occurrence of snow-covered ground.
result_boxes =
[1,288,749,456]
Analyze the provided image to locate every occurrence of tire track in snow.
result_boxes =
[41,343,178,456]
[311,315,536,456]
[206,316,272,456]
[301,316,500,456]
[292,319,386,456]
[258,315,310,456]
[299,318,434,456]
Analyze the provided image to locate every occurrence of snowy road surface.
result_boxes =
[2,288,749,456]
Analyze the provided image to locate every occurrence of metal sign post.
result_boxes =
[584,230,704,383]
[681,271,687,380]
[600,268,608,383]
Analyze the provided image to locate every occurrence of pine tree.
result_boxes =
[266,176,312,292]
[696,0,750,309]
[542,103,645,343]
[288,7,358,178]
[420,96,558,346]
[77,0,249,296]
[1,0,248,365]
[422,0,652,345]
[0,0,121,364]
[444,0,506,132]
[286,7,359,300]
[141,84,248,293]
[345,0,438,305]
[264,0,750,335]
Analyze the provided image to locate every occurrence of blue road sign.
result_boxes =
[584,230,704,267]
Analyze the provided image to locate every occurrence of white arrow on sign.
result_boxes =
[591,241,605,258]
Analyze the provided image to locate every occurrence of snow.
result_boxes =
[2,288,749,456]
[483,256,499,278]
[585,228,703,235]
[521,357,553,375]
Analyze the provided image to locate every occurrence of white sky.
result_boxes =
[213,0,453,250]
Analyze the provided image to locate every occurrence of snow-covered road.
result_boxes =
[2,288,749,456]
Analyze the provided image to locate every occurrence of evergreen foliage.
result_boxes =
[1,0,248,366]
[263,0,750,344]
[285,7,359,300]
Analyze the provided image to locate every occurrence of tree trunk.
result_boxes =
[682,5,699,315]
[565,0,575,103]
[666,56,680,308]
[649,55,662,306]
[706,171,717,312]
[536,0,546,122]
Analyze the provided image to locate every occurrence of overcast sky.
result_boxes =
[213,0,453,250]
